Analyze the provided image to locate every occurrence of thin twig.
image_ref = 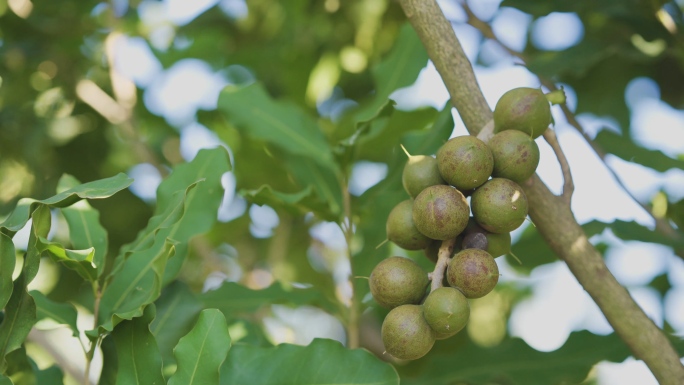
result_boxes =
[542,128,574,204]
[398,0,684,383]
[431,238,456,291]
[341,179,360,349]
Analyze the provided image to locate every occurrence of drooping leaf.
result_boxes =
[398,331,638,385]
[37,238,97,282]
[0,173,132,237]
[150,281,203,366]
[220,338,399,385]
[594,130,684,172]
[199,281,334,318]
[218,82,338,174]
[0,233,16,311]
[57,174,109,278]
[0,275,36,373]
[168,309,231,385]
[30,290,79,337]
[111,305,164,385]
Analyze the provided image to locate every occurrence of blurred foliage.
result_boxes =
[1,0,684,384]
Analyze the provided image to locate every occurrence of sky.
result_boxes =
[11,0,684,383]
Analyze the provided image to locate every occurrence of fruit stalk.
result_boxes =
[398,0,684,383]
[431,238,456,292]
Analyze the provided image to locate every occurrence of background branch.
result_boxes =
[397,0,684,383]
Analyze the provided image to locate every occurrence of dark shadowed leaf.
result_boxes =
[355,23,429,122]
[36,365,64,385]
[111,305,164,385]
[30,290,79,337]
[168,309,231,385]
[151,281,203,366]
[0,275,36,373]
[399,331,635,385]
[220,338,399,385]
[4,347,35,385]
[98,336,117,385]
[0,233,16,311]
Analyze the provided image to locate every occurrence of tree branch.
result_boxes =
[397,0,684,383]
[431,238,456,292]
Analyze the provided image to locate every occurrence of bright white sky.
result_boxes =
[12,0,684,383]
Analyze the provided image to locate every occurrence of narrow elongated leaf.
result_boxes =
[199,282,334,317]
[220,338,399,385]
[58,174,109,278]
[111,305,164,385]
[595,130,684,172]
[0,275,36,373]
[30,291,79,337]
[114,147,230,284]
[98,182,198,332]
[0,173,132,237]
[218,83,337,173]
[168,309,231,385]
[93,235,176,336]
[150,282,203,365]
[398,331,637,385]
[0,233,16,310]
[37,238,96,281]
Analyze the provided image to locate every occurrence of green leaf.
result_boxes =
[115,147,231,284]
[23,205,51,285]
[37,238,97,281]
[98,336,117,385]
[4,347,34,385]
[0,233,16,310]
[0,173,132,237]
[111,305,164,385]
[286,155,344,221]
[93,236,176,336]
[356,23,429,122]
[398,331,635,385]
[584,219,684,247]
[35,366,64,385]
[0,275,36,373]
[30,290,79,337]
[150,282,203,366]
[218,82,338,174]
[220,338,399,385]
[58,174,109,278]
[168,309,231,385]
[239,185,334,220]
[95,182,200,335]
[199,281,334,317]
[402,100,455,156]
[0,375,12,385]
[594,130,684,172]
